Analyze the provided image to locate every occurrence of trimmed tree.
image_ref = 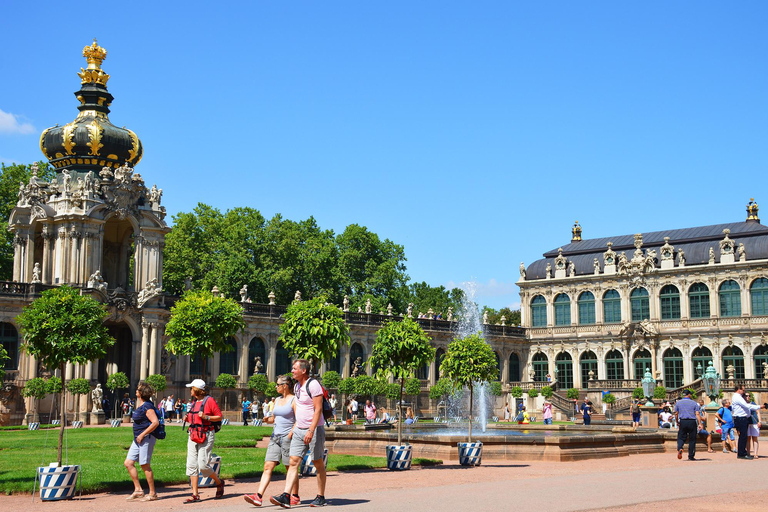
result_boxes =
[369,318,435,445]
[440,333,498,443]
[527,387,539,398]
[248,373,269,401]
[165,290,245,380]
[0,344,8,381]
[146,374,167,397]
[215,373,237,411]
[106,372,130,419]
[66,378,91,418]
[17,286,114,465]
[540,385,554,399]
[22,377,48,421]
[429,378,452,401]
[322,370,341,392]
[632,387,645,399]
[566,388,580,399]
[510,386,523,399]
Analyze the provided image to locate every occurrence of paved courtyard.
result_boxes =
[4,450,768,511]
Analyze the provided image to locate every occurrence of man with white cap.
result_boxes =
[183,379,225,503]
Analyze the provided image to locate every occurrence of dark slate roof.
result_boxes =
[525,221,768,281]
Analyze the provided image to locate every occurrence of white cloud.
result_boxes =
[0,109,35,135]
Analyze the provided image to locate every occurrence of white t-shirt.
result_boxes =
[351,399,359,412]
[660,411,673,423]
[166,399,174,411]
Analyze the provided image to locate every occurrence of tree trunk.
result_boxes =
[58,363,66,466]
[398,377,405,446]
[468,384,473,444]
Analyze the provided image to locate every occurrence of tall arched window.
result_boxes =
[659,285,681,320]
[691,347,712,378]
[754,345,768,380]
[530,295,547,327]
[508,353,520,382]
[349,343,365,375]
[578,292,595,325]
[722,346,745,379]
[219,337,238,375]
[248,337,266,375]
[663,348,684,389]
[750,278,768,316]
[555,352,573,389]
[688,283,710,319]
[580,351,598,388]
[633,349,652,380]
[532,352,548,382]
[719,280,742,317]
[630,288,650,322]
[605,349,624,380]
[0,323,19,371]
[275,341,292,377]
[435,348,446,373]
[554,294,571,326]
[603,290,621,324]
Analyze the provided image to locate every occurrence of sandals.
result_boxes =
[215,481,225,499]
[126,491,145,501]
[184,494,201,504]
[142,494,158,501]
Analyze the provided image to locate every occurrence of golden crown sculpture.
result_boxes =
[78,39,110,86]
[747,198,760,222]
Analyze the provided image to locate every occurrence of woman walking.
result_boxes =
[244,375,300,507]
[124,381,160,501]
[746,392,761,458]
[184,379,225,503]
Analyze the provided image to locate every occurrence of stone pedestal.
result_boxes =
[704,405,720,433]
[79,411,89,424]
[24,412,40,426]
[122,413,132,423]
[640,403,657,428]
[90,410,106,425]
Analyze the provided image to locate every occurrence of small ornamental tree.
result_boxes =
[0,344,8,381]
[386,382,402,401]
[47,377,63,419]
[405,377,422,407]
[487,381,502,397]
[440,333,498,443]
[265,381,278,398]
[603,393,616,405]
[322,370,341,391]
[165,290,245,379]
[17,286,114,465]
[66,378,91,415]
[429,378,451,401]
[279,296,350,375]
[632,387,645,399]
[653,386,667,399]
[215,373,238,411]
[566,388,580,400]
[510,386,523,398]
[146,374,167,397]
[369,318,435,445]
[527,387,539,398]
[22,377,48,400]
[248,373,269,400]
[106,371,130,418]
[540,385,554,399]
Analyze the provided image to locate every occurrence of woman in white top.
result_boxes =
[745,392,761,457]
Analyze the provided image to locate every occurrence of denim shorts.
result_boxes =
[721,426,735,441]
[127,435,156,465]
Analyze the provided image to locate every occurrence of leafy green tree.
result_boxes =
[653,386,667,399]
[322,370,341,391]
[487,381,502,396]
[566,388,580,399]
[385,382,402,401]
[46,376,63,418]
[22,377,48,400]
[440,333,498,442]
[401,282,465,319]
[265,381,278,398]
[632,387,645,399]
[540,386,554,399]
[481,307,522,326]
[279,296,350,373]
[369,318,435,444]
[66,378,91,401]
[527,387,539,398]
[17,286,113,464]
[509,386,523,398]
[165,290,245,379]
[215,373,238,411]
[603,393,616,405]
[106,372,130,418]
[248,373,269,400]
[146,374,167,396]
[429,378,452,401]
[0,344,8,381]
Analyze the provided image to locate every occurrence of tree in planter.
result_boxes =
[527,388,539,398]
[369,318,434,445]
[566,388,580,400]
[106,372,130,419]
[429,378,452,401]
[540,386,554,399]
[322,370,341,392]
[632,387,645,400]
[509,386,523,399]
[66,378,91,420]
[264,381,279,399]
[603,393,616,406]
[248,373,269,402]
[165,290,245,380]
[653,386,667,400]
[215,373,238,411]
[440,333,498,443]
[17,286,114,465]
[146,374,167,398]
[22,377,48,423]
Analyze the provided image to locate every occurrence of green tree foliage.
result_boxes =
[481,307,522,326]
[338,377,356,397]
[264,381,278,398]
[653,386,667,399]
[215,373,238,411]
[385,382,402,400]
[322,370,341,391]
[279,296,350,372]
[527,387,539,398]
[0,344,8,381]
[566,388,580,399]
[540,386,554,399]
[0,162,55,280]
[66,378,91,397]
[16,285,113,465]
[248,374,269,397]
[405,377,422,398]
[632,387,645,399]
[146,374,167,394]
[429,378,452,401]
[440,333,498,442]
[22,377,48,400]
[401,282,465,319]
[603,393,616,404]
[509,386,523,398]
[165,290,245,379]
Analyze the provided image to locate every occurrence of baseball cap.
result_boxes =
[682,389,692,396]
[186,378,206,389]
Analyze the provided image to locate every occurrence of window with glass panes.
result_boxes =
[530,295,547,327]
[508,353,520,382]
[580,351,598,388]
[754,346,768,380]
[219,338,238,375]
[603,290,621,324]
[554,294,571,326]
[691,347,712,379]
[663,348,684,389]
[630,288,650,321]
[722,346,745,379]
[605,350,624,380]
[190,356,204,377]
[532,352,548,382]
[0,323,18,371]
[555,352,573,389]
[633,349,652,379]
[688,283,710,318]
[750,278,768,316]
[276,342,292,376]
[659,285,681,320]
[577,292,595,325]
[719,280,742,317]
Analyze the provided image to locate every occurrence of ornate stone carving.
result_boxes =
[365,298,372,314]
[720,229,735,254]
[708,247,716,264]
[294,290,302,302]
[137,278,162,308]
[31,263,41,284]
[604,242,616,266]
[148,184,163,209]
[387,303,393,316]
[568,261,575,277]
[738,243,746,262]
[100,165,146,220]
[519,262,526,280]
[407,302,414,318]
[545,263,552,279]
[447,307,453,322]
[593,258,600,275]
[483,311,489,324]
[254,356,263,374]
[91,384,103,412]
[239,285,248,302]
[87,270,107,291]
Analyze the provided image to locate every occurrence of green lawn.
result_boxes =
[0,425,440,495]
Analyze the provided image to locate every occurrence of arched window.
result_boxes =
[219,337,238,375]
[0,323,19,372]
[508,353,520,382]
[630,288,650,322]
[722,346,745,379]
[248,337,266,375]
[691,347,712,378]
[750,278,768,316]
[580,351,598,388]
[416,363,428,380]
[719,280,742,317]
[688,283,710,319]
[605,349,624,380]
[603,290,621,324]
[532,352,548,382]
[754,345,768,380]
[530,295,547,327]
[633,349,652,380]
[349,343,365,375]
[659,285,680,320]
[663,348,684,389]
[554,294,571,326]
[275,341,292,377]
[578,292,595,325]
[555,352,573,389]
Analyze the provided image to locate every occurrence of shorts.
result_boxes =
[632,413,641,422]
[186,431,216,477]
[697,429,710,437]
[126,435,156,465]
[721,426,735,441]
[290,427,325,462]
[265,433,291,466]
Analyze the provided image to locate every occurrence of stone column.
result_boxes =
[622,346,630,381]
[595,295,604,324]
[148,323,158,378]
[573,357,582,390]
[502,353,510,384]
[570,299,578,326]
[682,344,692,385]
[239,337,250,385]
[741,283,750,316]
[41,228,52,285]
[267,342,277,382]
[679,287,689,320]
[341,344,351,379]
[709,278,719,318]
[140,322,150,380]
[651,343,659,381]
[621,287,631,324]
[546,300,554,327]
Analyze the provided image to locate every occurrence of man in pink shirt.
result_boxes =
[364,400,376,423]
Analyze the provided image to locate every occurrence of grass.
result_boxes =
[0,425,440,495]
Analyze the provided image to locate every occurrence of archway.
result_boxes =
[0,322,19,373]
[555,352,573,389]
[633,348,652,379]
[691,347,712,379]
[248,337,266,375]
[350,343,365,375]
[508,353,520,382]
[219,337,238,376]
[580,351,598,388]
[722,346,745,379]
[275,341,292,377]
[101,216,136,290]
[663,348,684,388]
[532,352,548,382]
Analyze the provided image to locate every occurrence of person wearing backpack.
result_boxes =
[124,381,160,502]
[631,398,641,429]
[184,379,225,503]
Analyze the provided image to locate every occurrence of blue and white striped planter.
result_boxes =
[71,421,83,429]
[299,449,328,476]
[457,442,483,466]
[196,455,221,488]
[385,445,412,471]
[37,464,80,501]
[251,419,262,426]
[29,422,40,431]
[492,416,499,422]
[51,420,61,426]
[221,418,229,426]
[110,419,122,427]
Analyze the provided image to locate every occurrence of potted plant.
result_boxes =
[106,371,130,423]
[66,378,91,426]
[22,377,47,428]
[338,378,356,423]
[440,333,498,466]
[215,373,237,419]
[369,317,434,470]
[17,286,114,501]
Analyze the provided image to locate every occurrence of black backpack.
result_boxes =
[306,378,334,424]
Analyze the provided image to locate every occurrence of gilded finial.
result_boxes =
[571,220,582,242]
[78,40,110,86]
[747,198,760,223]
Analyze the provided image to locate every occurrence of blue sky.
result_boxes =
[2,2,767,310]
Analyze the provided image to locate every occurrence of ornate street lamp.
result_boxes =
[696,362,703,379]
[641,367,655,406]
[702,361,721,408]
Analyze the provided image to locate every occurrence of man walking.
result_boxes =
[673,389,701,461]
[271,359,327,508]
[242,397,251,426]
[731,384,767,460]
